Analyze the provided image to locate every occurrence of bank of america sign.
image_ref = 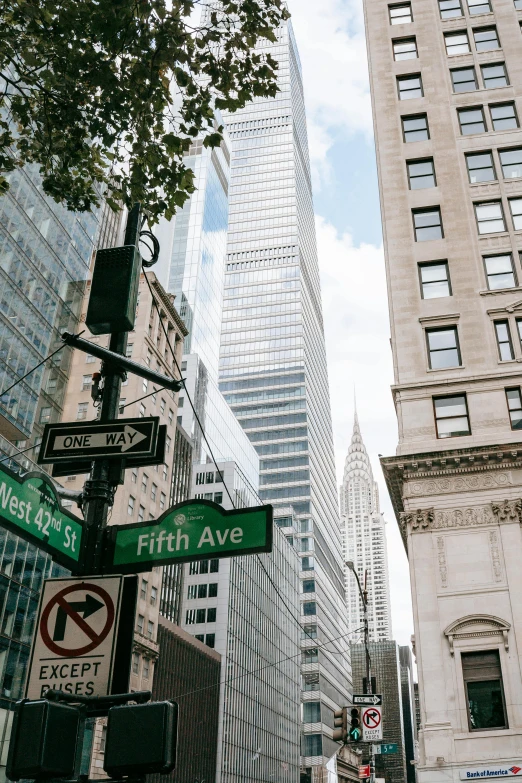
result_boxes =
[460,767,522,779]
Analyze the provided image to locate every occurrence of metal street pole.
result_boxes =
[346,561,375,783]
[80,204,141,575]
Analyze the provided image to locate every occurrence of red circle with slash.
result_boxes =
[40,582,115,657]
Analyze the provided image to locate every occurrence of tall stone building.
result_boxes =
[363,0,522,778]
[340,411,392,641]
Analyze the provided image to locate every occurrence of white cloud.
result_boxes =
[287,0,373,186]
[316,216,415,648]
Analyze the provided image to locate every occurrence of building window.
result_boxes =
[434,395,471,438]
[196,473,205,485]
[142,659,150,679]
[187,585,197,599]
[214,492,223,504]
[82,375,92,391]
[162,464,168,481]
[303,702,321,723]
[494,320,514,360]
[140,579,147,601]
[160,492,166,510]
[475,201,505,234]
[445,31,470,55]
[393,37,417,60]
[206,472,214,483]
[199,560,209,574]
[209,583,218,598]
[138,505,145,523]
[466,152,496,182]
[126,344,133,358]
[207,608,217,623]
[303,579,316,593]
[198,584,208,599]
[139,403,146,418]
[506,388,522,429]
[205,633,216,648]
[419,262,451,298]
[302,648,319,664]
[85,353,95,364]
[303,601,317,616]
[389,3,413,23]
[462,650,507,731]
[407,158,436,189]
[302,556,315,571]
[413,208,443,241]
[499,148,522,179]
[302,624,318,639]
[303,734,322,757]
[131,468,137,483]
[402,114,429,142]
[484,254,516,289]
[196,609,206,624]
[210,559,219,573]
[397,74,423,100]
[76,402,88,420]
[473,27,500,51]
[147,620,154,639]
[132,653,140,675]
[439,0,463,17]
[468,0,492,10]
[185,610,196,625]
[150,586,157,606]
[166,435,171,453]
[194,633,204,642]
[458,106,486,134]
[128,496,135,516]
[509,198,522,230]
[451,67,477,93]
[141,474,148,494]
[481,63,508,89]
[137,614,144,634]
[426,327,461,369]
[490,103,518,131]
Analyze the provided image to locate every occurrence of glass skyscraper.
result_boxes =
[214,15,352,779]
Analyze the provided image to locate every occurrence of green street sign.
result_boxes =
[105,499,273,574]
[0,464,84,571]
[381,744,398,755]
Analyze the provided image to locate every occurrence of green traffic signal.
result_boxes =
[349,726,362,741]
[350,707,362,742]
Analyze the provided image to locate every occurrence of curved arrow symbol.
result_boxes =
[53,594,105,641]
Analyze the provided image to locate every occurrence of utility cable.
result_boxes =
[142,270,235,507]
[170,626,365,702]
[142,269,338,647]
[0,343,65,400]
[0,442,38,465]
[118,384,169,411]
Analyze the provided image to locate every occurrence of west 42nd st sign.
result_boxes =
[0,463,83,571]
[105,499,273,573]
[37,417,160,463]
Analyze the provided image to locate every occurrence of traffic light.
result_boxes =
[86,245,141,334]
[104,700,178,776]
[6,699,80,780]
[333,706,348,742]
[349,706,362,741]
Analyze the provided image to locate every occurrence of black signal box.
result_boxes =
[104,700,178,776]
[86,245,141,334]
[6,699,80,780]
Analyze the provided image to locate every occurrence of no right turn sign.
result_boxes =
[25,576,126,699]
[362,705,383,741]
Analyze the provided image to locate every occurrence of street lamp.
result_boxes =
[346,561,372,696]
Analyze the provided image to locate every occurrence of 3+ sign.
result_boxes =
[38,417,160,463]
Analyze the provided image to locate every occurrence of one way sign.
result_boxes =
[38,417,160,463]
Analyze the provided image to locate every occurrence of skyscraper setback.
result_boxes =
[215,14,352,777]
[340,411,392,642]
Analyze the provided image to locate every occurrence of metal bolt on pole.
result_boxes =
[80,204,141,575]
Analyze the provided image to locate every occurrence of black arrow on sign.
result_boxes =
[53,594,105,641]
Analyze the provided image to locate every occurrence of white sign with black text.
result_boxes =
[362,705,383,741]
[25,576,124,699]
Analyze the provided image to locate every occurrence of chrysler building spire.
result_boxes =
[340,410,392,641]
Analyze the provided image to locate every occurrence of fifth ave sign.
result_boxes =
[38,417,160,463]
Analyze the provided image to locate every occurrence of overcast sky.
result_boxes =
[287,0,415,648]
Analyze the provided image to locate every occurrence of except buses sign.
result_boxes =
[0,464,83,570]
[106,499,273,573]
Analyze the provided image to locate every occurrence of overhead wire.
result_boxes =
[0,343,66,401]
[170,626,365,702]
[142,268,346,649]
[0,442,38,466]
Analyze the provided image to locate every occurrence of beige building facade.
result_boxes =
[59,270,186,776]
[364,0,522,778]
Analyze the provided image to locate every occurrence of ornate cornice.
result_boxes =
[443,614,510,655]
[381,441,522,527]
[398,499,522,546]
